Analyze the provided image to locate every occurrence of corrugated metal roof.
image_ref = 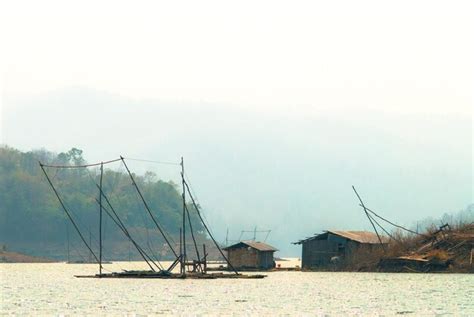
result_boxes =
[293,230,388,244]
[223,241,278,252]
[327,230,389,244]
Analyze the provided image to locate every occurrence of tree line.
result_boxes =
[0,146,207,260]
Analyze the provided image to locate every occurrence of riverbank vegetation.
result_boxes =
[346,214,474,273]
[378,220,474,273]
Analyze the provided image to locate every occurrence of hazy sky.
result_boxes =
[1,1,472,113]
[1,1,472,255]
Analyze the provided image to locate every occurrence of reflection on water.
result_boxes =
[1,261,473,315]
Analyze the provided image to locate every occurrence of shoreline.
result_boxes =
[0,251,56,263]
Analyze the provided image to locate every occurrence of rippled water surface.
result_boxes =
[1,261,473,315]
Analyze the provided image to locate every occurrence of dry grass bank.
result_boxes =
[353,222,474,273]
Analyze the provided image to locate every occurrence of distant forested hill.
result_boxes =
[0,146,206,260]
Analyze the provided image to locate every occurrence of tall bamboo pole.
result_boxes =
[99,162,103,275]
[180,157,187,276]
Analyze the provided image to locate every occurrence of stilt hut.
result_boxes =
[293,230,388,270]
[223,241,278,270]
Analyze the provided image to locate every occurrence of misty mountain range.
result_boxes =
[2,87,472,255]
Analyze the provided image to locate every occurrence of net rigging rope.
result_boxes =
[361,204,427,237]
[128,176,177,247]
[41,158,122,169]
[84,163,123,263]
[183,173,217,239]
[44,160,121,265]
[54,177,101,252]
[367,213,401,243]
[42,156,186,270]
[137,192,165,270]
[182,175,215,240]
[68,239,89,263]
[123,157,180,166]
[109,161,164,270]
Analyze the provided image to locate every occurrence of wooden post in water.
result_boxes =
[203,244,207,273]
[179,227,183,275]
[180,157,186,275]
[99,162,103,276]
[183,180,239,275]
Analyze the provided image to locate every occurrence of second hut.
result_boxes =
[293,230,388,270]
[223,241,278,270]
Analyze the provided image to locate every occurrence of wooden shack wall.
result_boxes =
[345,241,384,261]
[301,239,341,269]
[301,234,384,269]
[257,251,274,269]
[227,247,258,268]
[227,248,274,269]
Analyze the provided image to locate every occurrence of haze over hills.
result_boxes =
[1,1,472,257]
[2,87,472,256]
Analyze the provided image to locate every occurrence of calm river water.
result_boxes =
[1,260,473,316]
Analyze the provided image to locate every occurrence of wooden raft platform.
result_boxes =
[75,270,266,279]
[207,266,301,272]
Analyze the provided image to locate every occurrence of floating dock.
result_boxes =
[75,270,266,279]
